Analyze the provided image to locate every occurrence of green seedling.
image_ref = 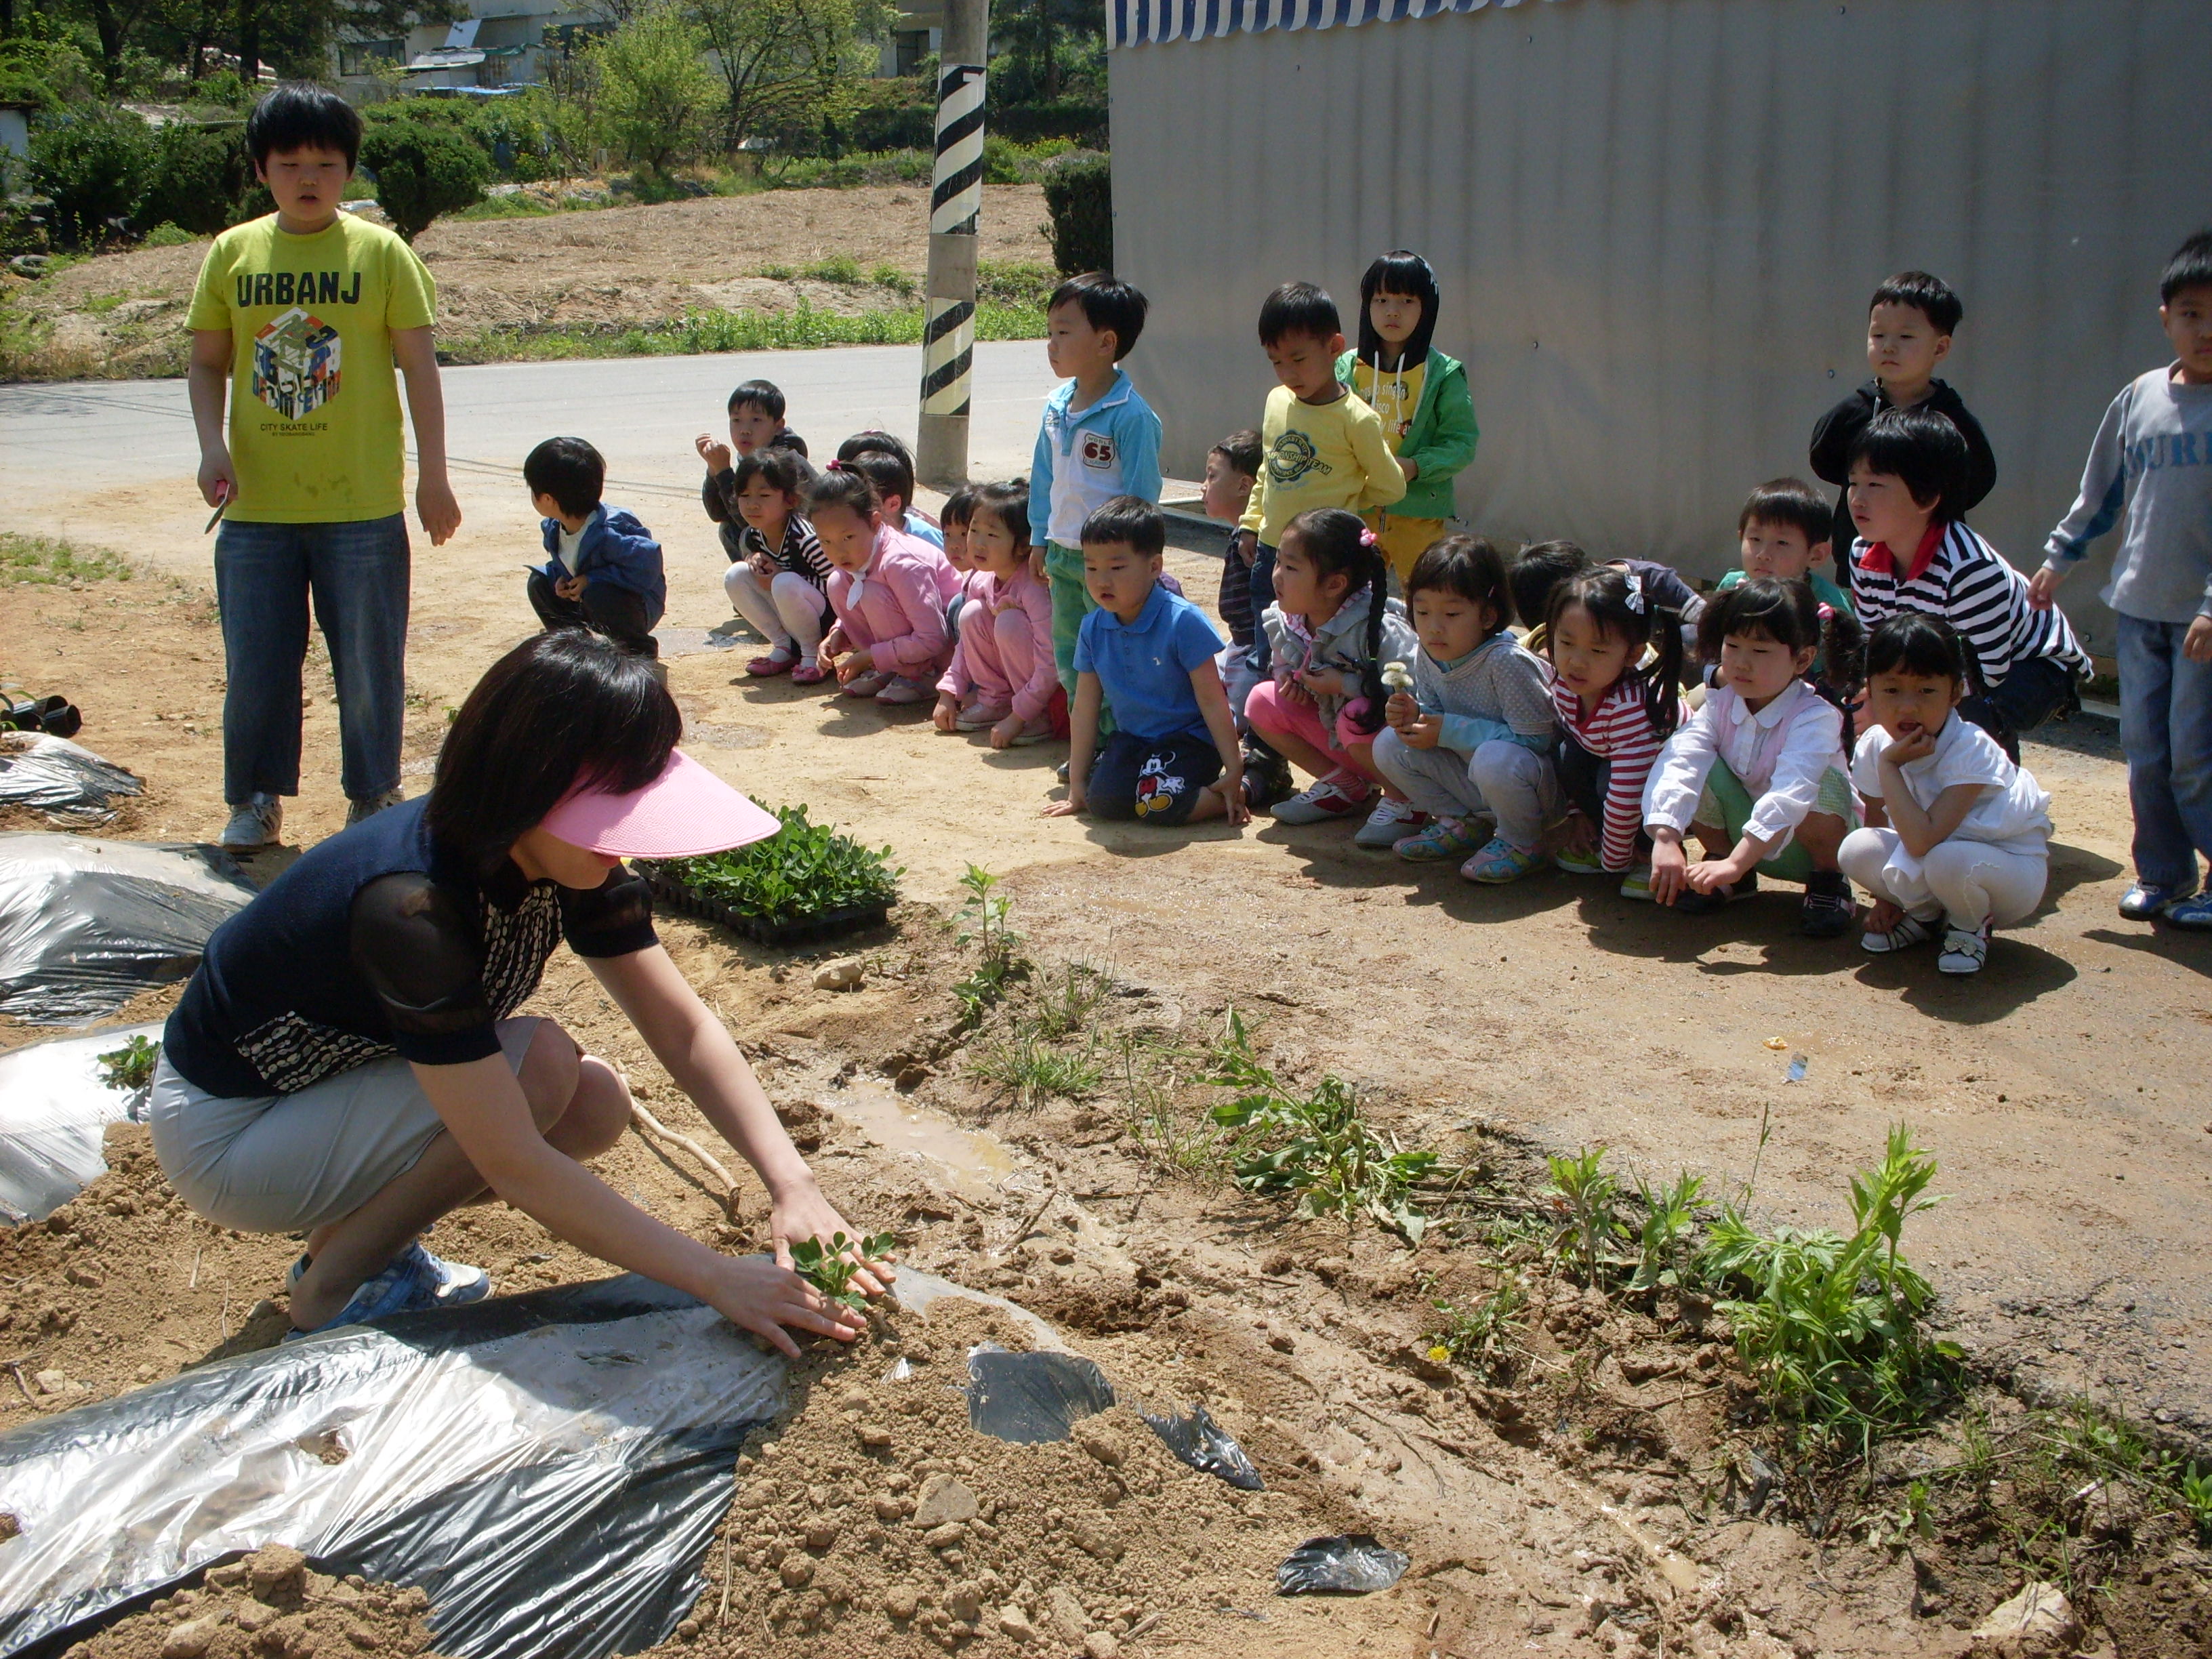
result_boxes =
[970,1027,1103,1107]
[1544,1146,1624,1282]
[790,1231,897,1311]
[1425,1279,1527,1382]
[97,1034,159,1094]
[2182,1466,2212,1542]
[662,804,899,926]
[952,864,1029,1023]
[1630,1170,1705,1290]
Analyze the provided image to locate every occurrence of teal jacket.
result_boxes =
[1334,346,1478,521]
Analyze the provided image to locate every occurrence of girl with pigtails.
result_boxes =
[1543,564,1685,901]
[1244,508,1419,830]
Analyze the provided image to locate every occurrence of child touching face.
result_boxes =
[1838,615,2052,975]
[1643,579,1862,936]
[1246,510,1418,832]
[808,468,957,705]
[723,449,832,683]
[1543,566,1685,896]
[1370,535,1563,878]
[934,482,1057,750]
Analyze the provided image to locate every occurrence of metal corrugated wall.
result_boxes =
[1107,0,2212,653]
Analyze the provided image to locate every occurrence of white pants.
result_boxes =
[1371,729,1559,848]
[724,565,827,660]
[1838,827,2047,930]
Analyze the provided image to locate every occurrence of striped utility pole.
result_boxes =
[915,0,988,489]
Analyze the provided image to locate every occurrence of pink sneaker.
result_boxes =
[874,675,933,705]
[790,659,827,685]
[745,649,796,677]
[956,699,1012,731]
[840,670,890,698]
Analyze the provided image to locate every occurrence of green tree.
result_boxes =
[684,0,887,156]
[139,118,258,233]
[593,0,716,174]
[359,114,489,241]
[28,105,157,245]
[987,0,1101,104]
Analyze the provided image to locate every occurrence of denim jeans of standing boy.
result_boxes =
[214,514,409,806]
[2118,613,2212,893]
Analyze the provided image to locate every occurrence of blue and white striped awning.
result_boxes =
[1107,0,1559,49]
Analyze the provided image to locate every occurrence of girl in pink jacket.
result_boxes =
[933,479,1059,747]
[810,466,960,704]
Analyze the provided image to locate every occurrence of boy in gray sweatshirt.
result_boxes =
[2034,230,2212,929]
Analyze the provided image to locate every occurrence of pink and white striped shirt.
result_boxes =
[1551,672,1675,872]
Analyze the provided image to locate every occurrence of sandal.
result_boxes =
[745,649,797,678]
[790,661,828,686]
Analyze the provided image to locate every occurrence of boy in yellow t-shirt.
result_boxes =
[186,84,459,852]
[1232,283,1406,676]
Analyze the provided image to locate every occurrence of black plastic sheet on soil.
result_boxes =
[965,1348,1265,1490]
[0,1275,785,1659]
[0,735,142,828]
[1275,1534,1410,1596]
[1135,1403,1265,1491]
[0,834,253,1023]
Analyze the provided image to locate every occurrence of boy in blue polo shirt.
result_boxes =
[1033,275,1165,712]
[1045,498,1247,827]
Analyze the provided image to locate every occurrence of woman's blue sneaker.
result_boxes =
[2165,891,2212,931]
[396,1242,491,1306]
[285,1244,489,1339]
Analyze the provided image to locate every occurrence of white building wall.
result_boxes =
[1107,0,2212,654]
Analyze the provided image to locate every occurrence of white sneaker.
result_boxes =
[219,793,283,850]
[1353,797,1427,848]
[346,789,404,827]
[956,699,1012,731]
[1269,774,1377,825]
[874,675,933,705]
[1938,922,1990,975]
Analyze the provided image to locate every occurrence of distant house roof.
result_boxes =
[1107,0,1560,48]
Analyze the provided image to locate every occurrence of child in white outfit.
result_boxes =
[1840,613,2051,975]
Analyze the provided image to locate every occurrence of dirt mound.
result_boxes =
[57,1546,445,1659]
[686,1292,1330,1658]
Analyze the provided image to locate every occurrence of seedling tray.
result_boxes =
[638,861,890,948]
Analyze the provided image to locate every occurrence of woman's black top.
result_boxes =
[164,797,657,1099]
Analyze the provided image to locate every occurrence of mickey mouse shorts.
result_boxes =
[1086,731,1223,825]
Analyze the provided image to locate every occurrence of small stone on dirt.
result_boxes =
[64,1265,103,1288]
[815,958,866,991]
[804,1517,839,1550]
[32,1370,69,1396]
[1047,1586,1090,1645]
[1074,1426,1125,1468]
[232,1599,278,1632]
[245,1544,308,1602]
[343,1623,380,1650]
[884,1584,921,1621]
[858,1423,893,1448]
[779,1555,815,1589]
[924,1521,967,1549]
[1084,1633,1122,1659]
[1972,1580,2074,1648]
[998,1604,1036,1643]
[912,1474,979,1526]
[160,1620,216,1659]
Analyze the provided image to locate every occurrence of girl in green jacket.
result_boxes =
[1336,251,1480,586]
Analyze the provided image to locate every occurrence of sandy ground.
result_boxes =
[4,184,1053,375]
[3,396,2211,1654]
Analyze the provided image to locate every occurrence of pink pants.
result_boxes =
[1245,683,1385,783]
[957,603,1050,719]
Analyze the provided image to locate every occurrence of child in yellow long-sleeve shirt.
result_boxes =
[1233,282,1407,676]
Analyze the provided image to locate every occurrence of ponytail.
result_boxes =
[1350,535,1389,735]
[1643,607,1685,739]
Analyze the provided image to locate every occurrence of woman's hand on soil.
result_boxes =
[769,1185,893,1301]
[703,1254,865,1358]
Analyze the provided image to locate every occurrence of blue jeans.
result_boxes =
[214,515,409,805]
[2118,613,2212,891]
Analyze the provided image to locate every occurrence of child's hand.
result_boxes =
[2026,566,2066,611]
[1222,777,1252,827]
[1683,854,1749,895]
[932,695,961,733]
[554,574,586,602]
[1648,836,1689,905]
[988,713,1025,750]
[1558,813,1597,857]
[1881,727,1938,769]
[1298,665,1351,698]
[747,550,779,579]
[1044,787,1086,818]
[696,434,734,472]
[1867,898,1905,935]
[417,475,462,547]
[1281,676,1316,708]
[1027,546,1046,583]
[197,449,237,510]
[1385,690,1420,731]
[821,624,846,657]
[1399,713,1444,750]
[1399,456,1420,482]
[836,645,876,681]
[1233,529,1258,569]
[2188,615,2212,665]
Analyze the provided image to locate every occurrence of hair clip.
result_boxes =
[826,459,846,472]
[1359,529,1379,550]
[1623,570,1646,614]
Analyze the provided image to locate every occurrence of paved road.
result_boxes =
[0,340,1054,510]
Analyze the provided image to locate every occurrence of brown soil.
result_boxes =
[3,186,1052,376]
[58,1546,445,1659]
[5,508,2212,1654]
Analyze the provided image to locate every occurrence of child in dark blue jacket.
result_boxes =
[524,436,667,659]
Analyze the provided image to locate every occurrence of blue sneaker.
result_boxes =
[395,1242,491,1307]
[286,1244,489,1338]
[2165,891,2212,932]
[2121,880,2198,920]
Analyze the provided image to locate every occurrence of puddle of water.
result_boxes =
[820,1082,1019,1206]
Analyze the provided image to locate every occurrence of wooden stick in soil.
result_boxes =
[629,1101,738,1201]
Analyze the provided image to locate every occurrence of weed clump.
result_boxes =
[658,804,899,928]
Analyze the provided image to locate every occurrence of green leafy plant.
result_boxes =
[360,117,493,243]
[1204,1010,1438,1243]
[790,1230,896,1309]
[659,804,899,925]
[1699,1124,1959,1449]
[1544,1146,1624,1282]
[802,253,863,283]
[96,1034,159,1093]
[1630,1170,1705,1290]
[951,864,1029,1023]
[1039,150,1110,275]
[1425,1279,1526,1382]
[2181,1466,2212,1542]
[970,1027,1103,1107]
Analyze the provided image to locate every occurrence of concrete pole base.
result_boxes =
[917,411,972,491]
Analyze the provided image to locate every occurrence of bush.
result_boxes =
[594,2,717,176]
[29,106,156,247]
[657,803,899,926]
[1040,150,1110,276]
[138,121,254,237]
[359,117,492,242]
[989,100,1107,147]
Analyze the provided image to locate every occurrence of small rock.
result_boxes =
[1267,1331,1294,1352]
[884,1584,921,1621]
[31,1370,68,1397]
[998,1604,1036,1643]
[815,957,866,991]
[1074,1427,1125,1469]
[924,1521,966,1549]
[64,1266,103,1289]
[1048,1586,1090,1645]
[912,1474,979,1526]
[1972,1580,2074,1648]
[779,1555,815,1589]
[674,1617,701,1641]
[803,1517,839,1551]
[857,1423,893,1448]
[245,1544,308,1601]
[344,1624,380,1650]
[232,1599,278,1632]
[161,1620,217,1659]
[1084,1633,1122,1659]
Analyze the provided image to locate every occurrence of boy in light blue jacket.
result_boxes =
[1033,274,1164,712]
[525,436,666,659]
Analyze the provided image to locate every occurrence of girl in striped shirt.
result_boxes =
[1542,565,1685,901]
[1847,408,2087,760]
[721,449,835,684]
